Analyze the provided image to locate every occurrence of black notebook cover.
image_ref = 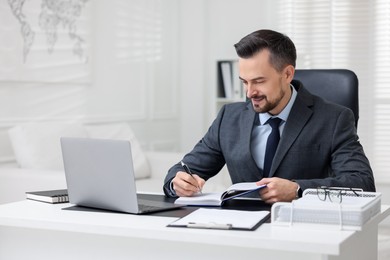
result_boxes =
[26,189,69,204]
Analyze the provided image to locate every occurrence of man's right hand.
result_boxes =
[172,171,205,197]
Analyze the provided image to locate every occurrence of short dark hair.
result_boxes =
[234,29,296,72]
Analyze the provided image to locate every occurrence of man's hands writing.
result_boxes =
[172,171,205,197]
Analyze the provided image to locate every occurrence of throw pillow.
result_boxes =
[8,123,88,170]
[84,123,151,180]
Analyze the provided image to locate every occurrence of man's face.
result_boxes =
[238,50,293,115]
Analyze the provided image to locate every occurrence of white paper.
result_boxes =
[170,208,269,229]
[175,193,222,206]
[227,182,261,191]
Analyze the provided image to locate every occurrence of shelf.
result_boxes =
[215,59,246,115]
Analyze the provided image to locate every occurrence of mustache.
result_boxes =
[249,94,266,99]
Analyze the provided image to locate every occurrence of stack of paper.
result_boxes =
[271,189,381,230]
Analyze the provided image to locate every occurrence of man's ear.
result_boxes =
[284,65,295,82]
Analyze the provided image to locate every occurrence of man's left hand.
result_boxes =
[256,177,298,204]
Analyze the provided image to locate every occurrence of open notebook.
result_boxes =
[175,182,266,206]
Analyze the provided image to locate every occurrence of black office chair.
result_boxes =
[293,69,359,128]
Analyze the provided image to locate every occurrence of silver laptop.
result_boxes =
[60,137,182,214]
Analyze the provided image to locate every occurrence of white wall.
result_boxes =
[0,0,286,158]
[177,0,208,152]
[89,0,181,151]
[205,0,280,124]
[0,0,182,166]
[178,0,279,151]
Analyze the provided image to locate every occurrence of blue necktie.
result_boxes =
[263,117,282,177]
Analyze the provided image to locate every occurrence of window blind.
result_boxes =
[278,0,390,183]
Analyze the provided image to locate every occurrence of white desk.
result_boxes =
[0,199,389,260]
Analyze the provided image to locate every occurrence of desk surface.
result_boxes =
[0,197,389,257]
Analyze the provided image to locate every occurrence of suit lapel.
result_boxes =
[269,85,314,177]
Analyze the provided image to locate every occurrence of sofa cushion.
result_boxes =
[84,123,151,180]
[8,123,87,171]
[8,122,151,180]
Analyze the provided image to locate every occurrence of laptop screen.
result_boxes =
[61,137,139,213]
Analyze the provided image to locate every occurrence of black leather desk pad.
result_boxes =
[63,193,272,221]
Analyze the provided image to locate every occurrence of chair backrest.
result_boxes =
[293,69,359,128]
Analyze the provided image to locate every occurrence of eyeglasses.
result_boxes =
[316,186,362,203]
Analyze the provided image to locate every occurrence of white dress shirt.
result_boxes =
[251,85,297,170]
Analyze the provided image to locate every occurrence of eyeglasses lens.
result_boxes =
[317,188,327,201]
[328,190,342,203]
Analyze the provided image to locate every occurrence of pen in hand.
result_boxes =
[180,161,202,194]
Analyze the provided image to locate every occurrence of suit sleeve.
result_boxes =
[163,106,227,197]
[297,108,375,192]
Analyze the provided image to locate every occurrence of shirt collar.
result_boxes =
[259,84,297,125]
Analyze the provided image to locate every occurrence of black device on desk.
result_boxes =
[148,194,272,223]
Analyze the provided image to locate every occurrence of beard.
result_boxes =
[250,87,286,114]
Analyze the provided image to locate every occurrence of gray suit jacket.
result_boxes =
[163,81,375,196]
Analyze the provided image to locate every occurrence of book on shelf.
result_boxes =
[217,60,244,100]
[168,208,270,231]
[26,189,69,204]
[231,61,244,100]
[174,182,266,206]
[220,61,233,99]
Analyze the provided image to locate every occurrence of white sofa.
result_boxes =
[0,122,231,204]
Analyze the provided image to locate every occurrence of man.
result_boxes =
[163,29,375,203]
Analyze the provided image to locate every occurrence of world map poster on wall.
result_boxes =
[0,0,91,83]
